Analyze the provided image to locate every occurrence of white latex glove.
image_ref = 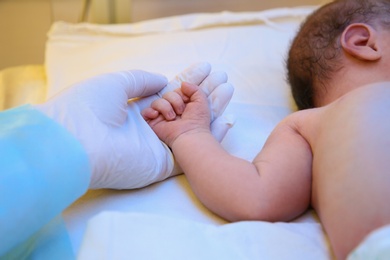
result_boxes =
[135,62,235,141]
[136,62,235,176]
[36,64,233,190]
[165,62,235,141]
[36,70,171,189]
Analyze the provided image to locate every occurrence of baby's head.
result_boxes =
[287,0,390,110]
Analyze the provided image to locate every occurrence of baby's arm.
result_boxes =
[144,82,313,222]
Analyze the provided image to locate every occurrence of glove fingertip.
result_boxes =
[162,62,212,94]
[199,71,229,95]
[196,61,212,75]
[209,82,234,120]
[210,115,236,142]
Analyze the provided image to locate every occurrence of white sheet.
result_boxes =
[79,212,328,260]
[44,6,333,259]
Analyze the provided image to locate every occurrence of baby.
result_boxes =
[143,1,390,259]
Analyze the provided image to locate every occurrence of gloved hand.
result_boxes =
[36,63,233,189]
[135,62,234,142]
[162,63,234,142]
[136,62,234,176]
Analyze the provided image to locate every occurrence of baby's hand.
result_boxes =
[142,82,211,147]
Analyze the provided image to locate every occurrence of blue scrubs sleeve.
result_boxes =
[0,105,90,256]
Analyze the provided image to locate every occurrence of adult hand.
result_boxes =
[36,63,233,189]
[135,62,234,142]
[36,70,170,189]
[135,62,234,175]
[134,62,234,176]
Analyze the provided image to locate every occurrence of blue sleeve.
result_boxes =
[0,105,91,256]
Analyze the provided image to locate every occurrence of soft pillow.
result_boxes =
[45,7,316,161]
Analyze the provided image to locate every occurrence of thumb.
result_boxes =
[180,81,202,98]
[121,70,168,98]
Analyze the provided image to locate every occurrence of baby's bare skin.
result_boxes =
[144,82,390,260]
[297,82,390,259]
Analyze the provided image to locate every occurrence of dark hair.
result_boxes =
[287,0,390,110]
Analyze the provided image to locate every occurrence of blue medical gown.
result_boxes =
[0,105,90,259]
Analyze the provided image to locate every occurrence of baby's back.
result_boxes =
[294,82,390,259]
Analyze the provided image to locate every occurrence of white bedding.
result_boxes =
[43,6,334,259]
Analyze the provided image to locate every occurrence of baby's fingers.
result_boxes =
[141,107,159,121]
[151,98,177,120]
[181,82,203,99]
[162,91,186,115]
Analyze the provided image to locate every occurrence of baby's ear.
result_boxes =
[341,23,381,61]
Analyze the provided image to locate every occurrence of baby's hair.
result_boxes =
[287,0,390,110]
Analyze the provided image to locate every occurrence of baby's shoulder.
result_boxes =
[275,108,321,141]
[281,108,319,128]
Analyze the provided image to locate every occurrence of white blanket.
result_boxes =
[79,212,328,260]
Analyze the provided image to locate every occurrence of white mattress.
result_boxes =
[44,6,332,259]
